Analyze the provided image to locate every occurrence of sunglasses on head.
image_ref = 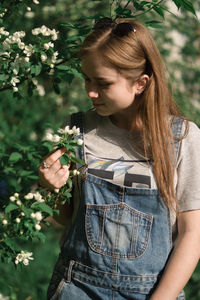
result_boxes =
[93,17,136,37]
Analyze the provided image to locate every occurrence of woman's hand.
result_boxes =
[38,148,70,191]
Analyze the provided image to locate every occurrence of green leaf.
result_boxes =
[0,74,6,81]
[70,156,85,165]
[31,202,53,216]
[21,206,33,217]
[55,65,69,71]
[5,203,19,214]
[63,191,72,198]
[9,152,23,163]
[3,237,15,250]
[34,231,46,243]
[172,0,181,9]
[181,0,196,16]
[67,178,73,189]
[145,20,164,28]
[20,170,33,177]
[172,0,196,16]
[153,6,165,19]
[28,175,38,180]
[60,154,70,165]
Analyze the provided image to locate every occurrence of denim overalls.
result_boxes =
[47,112,185,300]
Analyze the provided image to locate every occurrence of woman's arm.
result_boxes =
[150,209,200,300]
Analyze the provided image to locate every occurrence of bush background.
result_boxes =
[0,0,200,299]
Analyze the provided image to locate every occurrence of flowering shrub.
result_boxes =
[0,125,84,266]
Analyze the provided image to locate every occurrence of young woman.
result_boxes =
[39,18,200,300]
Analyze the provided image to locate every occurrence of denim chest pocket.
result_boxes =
[85,202,153,259]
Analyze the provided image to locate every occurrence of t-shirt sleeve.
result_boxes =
[176,121,200,211]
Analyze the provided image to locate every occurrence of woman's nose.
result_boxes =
[87,90,99,98]
[86,84,99,99]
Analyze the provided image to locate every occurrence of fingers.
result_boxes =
[38,148,70,190]
[44,148,66,168]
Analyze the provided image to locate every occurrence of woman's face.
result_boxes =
[81,53,139,128]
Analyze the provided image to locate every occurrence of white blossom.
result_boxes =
[24,192,34,200]
[14,31,25,38]
[0,27,9,36]
[26,7,31,11]
[51,29,58,41]
[37,85,45,96]
[44,132,53,141]
[9,196,16,202]
[41,54,47,62]
[44,41,54,50]
[21,212,25,217]
[13,69,18,75]
[32,28,41,35]
[57,128,64,134]
[18,42,25,50]
[68,129,73,135]
[35,224,41,231]
[24,57,30,62]
[73,169,80,176]
[16,218,21,223]
[16,200,22,206]
[33,0,40,4]
[15,251,33,266]
[72,126,80,136]
[54,188,59,193]
[0,292,10,300]
[52,134,61,143]
[31,213,36,218]
[35,211,43,221]
[51,51,58,63]
[23,44,34,57]
[2,219,8,225]
[25,12,35,19]
[14,193,19,198]
[33,191,44,202]
[11,77,20,86]
[13,87,18,92]
[77,139,83,145]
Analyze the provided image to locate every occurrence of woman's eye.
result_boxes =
[98,82,112,88]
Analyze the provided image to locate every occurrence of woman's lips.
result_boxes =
[93,102,103,107]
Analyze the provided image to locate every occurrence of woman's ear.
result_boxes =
[136,74,149,95]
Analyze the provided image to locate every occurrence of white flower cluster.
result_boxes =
[31,211,43,231]
[0,27,9,38]
[33,0,40,4]
[43,126,83,145]
[9,193,22,206]
[3,31,26,50]
[24,191,45,202]
[32,25,58,41]
[58,125,80,136]
[0,292,9,300]
[0,8,7,19]
[15,250,33,265]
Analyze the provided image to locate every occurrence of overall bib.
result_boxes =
[47,112,185,300]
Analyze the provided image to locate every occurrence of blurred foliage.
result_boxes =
[0,0,200,298]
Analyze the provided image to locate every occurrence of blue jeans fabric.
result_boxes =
[47,113,185,300]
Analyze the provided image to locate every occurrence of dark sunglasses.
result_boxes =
[93,17,136,37]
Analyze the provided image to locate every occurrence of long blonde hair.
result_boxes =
[79,18,188,211]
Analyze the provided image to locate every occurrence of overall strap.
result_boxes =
[171,116,184,158]
[70,112,85,168]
